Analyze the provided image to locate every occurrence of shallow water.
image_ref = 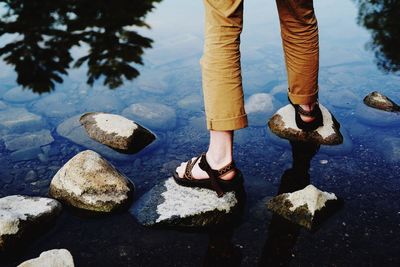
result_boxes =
[0,0,399,266]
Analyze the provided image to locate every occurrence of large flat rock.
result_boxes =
[130,177,242,227]
[49,150,133,212]
[0,195,62,252]
[80,112,155,154]
[0,108,46,134]
[267,185,338,229]
[268,104,343,145]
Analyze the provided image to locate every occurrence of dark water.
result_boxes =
[0,0,399,266]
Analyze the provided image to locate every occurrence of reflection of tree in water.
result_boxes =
[355,0,400,74]
[0,0,161,93]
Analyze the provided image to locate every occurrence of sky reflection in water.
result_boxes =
[0,0,399,266]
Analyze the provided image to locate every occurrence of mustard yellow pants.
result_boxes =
[201,0,319,131]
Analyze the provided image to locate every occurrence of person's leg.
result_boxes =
[276,0,320,123]
[176,0,246,180]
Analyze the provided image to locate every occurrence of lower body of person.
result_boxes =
[174,0,322,197]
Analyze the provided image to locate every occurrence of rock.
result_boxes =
[3,87,39,103]
[2,130,54,151]
[79,112,155,154]
[10,147,43,162]
[130,177,241,227]
[17,249,74,267]
[0,108,46,134]
[268,104,343,145]
[49,150,133,212]
[57,115,133,161]
[0,195,62,252]
[355,103,400,127]
[267,185,338,229]
[363,91,400,112]
[24,170,37,182]
[245,93,278,127]
[31,93,76,118]
[122,102,177,131]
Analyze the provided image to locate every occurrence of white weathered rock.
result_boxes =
[267,185,338,229]
[17,249,74,267]
[0,195,62,252]
[268,104,343,145]
[2,130,54,151]
[57,115,132,161]
[122,102,177,131]
[0,108,46,133]
[363,91,400,112]
[79,112,155,153]
[49,150,133,212]
[131,177,241,227]
[3,86,39,103]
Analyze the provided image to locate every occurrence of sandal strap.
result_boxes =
[296,102,319,117]
[183,155,202,180]
[198,153,231,197]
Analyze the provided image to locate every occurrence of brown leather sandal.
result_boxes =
[173,153,243,197]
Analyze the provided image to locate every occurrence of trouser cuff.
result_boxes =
[206,114,248,131]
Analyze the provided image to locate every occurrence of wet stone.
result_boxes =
[268,104,343,145]
[363,91,400,112]
[17,249,75,267]
[0,195,62,252]
[49,150,133,212]
[2,130,54,151]
[10,147,42,162]
[24,170,37,182]
[122,102,177,131]
[57,115,133,161]
[131,177,240,227]
[80,112,155,154]
[267,185,338,229]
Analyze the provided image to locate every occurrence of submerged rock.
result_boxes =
[81,93,125,113]
[80,112,155,154]
[2,130,54,151]
[268,104,343,145]
[122,102,177,131]
[0,108,46,134]
[0,195,62,252]
[363,91,400,112]
[57,115,132,161]
[245,93,278,127]
[17,249,74,267]
[49,150,133,212]
[267,185,338,229]
[32,93,76,118]
[3,86,39,103]
[131,177,241,227]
